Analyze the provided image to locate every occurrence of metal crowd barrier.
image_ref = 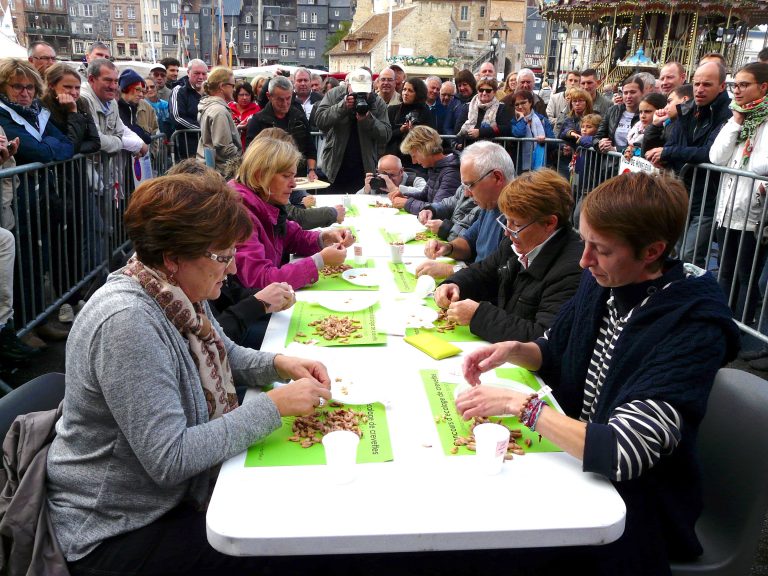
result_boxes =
[0,134,168,335]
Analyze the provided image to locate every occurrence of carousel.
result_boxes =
[538,0,768,85]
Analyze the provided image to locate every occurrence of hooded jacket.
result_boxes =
[444,227,583,342]
[425,185,481,241]
[404,153,462,215]
[196,96,241,173]
[228,180,323,290]
[536,262,739,571]
[313,85,392,184]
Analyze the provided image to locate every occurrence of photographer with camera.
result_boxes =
[356,154,426,196]
[385,78,435,172]
[314,68,391,194]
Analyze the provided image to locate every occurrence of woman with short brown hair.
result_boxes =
[47,171,332,575]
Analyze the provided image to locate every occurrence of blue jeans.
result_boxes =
[716,227,764,324]
[681,214,714,268]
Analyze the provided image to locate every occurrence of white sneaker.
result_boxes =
[58,304,75,324]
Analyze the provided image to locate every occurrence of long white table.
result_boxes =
[206,196,626,556]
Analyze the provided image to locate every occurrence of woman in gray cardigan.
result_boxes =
[46,172,331,575]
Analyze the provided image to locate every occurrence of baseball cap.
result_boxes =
[150,63,166,73]
[348,68,372,93]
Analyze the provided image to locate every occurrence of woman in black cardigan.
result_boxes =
[386,78,434,172]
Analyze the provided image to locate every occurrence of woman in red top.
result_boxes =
[228,81,260,150]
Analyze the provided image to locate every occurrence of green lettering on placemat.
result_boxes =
[379,229,437,245]
[245,401,393,466]
[420,369,562,455]
[389,262,417,292]
[285,301,387,347]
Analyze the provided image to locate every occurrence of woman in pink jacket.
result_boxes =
[230,136,354,290]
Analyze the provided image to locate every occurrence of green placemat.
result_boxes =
[420,369,562,455]
[286,301,387,346]
[304,258,378,291]
[379,228,437,245]
[245,401,393,466]
[406,300,483,342]
[388,262,417,292]
[344,205,359,217]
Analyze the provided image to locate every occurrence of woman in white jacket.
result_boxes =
[709,62,768,327]
[196,67,241,173]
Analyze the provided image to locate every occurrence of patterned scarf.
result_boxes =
[731,96,768,169]
[459,93,500,136]
[122,256,239,420]
[0,94,42,130]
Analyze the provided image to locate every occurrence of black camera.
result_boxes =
[369,173,386,193]
[404,111,419,125]
[353,92,370,115]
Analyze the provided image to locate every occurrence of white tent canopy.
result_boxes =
[0,34,26,59]
[233,64,327,80]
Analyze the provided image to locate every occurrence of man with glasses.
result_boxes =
[419,141,514,278]
[357,154,426,195]
[117,69,154,147]
[27,41,56,76]
[245,76,317,179]
[431,168,582,343]
[150,63,171,101]
[376,67,400,106]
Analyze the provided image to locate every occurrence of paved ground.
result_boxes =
[3,337,768,574]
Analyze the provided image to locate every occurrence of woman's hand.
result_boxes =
[536,135,546,143]
[301,195,316,208]
[400,121,411,133]
[732,110,745,125]
[455,386,528,420]
[415,260,453,279]
[624,145,635,161]
[652,108,668,126]
[307,169,318,182]
[237,120,249,131]
[598,138,614,153]
[462,342,518,385]
[321,228,355,246]
[467,128,480,139]
[273,354,331,387]
[644,147,664,166]
[319,243,347,265]
[446,298,479,325]
[255,282,295,313]
[266,378,331,417]
[56,92,78,113]
[433,283,460,309]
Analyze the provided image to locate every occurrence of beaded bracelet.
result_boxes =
[519,395,547,432]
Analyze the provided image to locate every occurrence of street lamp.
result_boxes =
[490,31,500,68]
[571,47,578,71]
[556,27,567,91]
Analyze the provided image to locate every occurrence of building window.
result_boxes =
[477,30,483,41]
[311,12,317,23]
[152,14,158,24]
[299,48,306,58]
[459,30,467,40]
[117,43,125,55]
[307,0,314,4]
[54,0,63,8]
[245,13,252,23]
[127,6,135,18]
[172,19,177,28]
[300,12,307,23]
[309,30,316,40]
[479,5,485,17]
[74,40,84,52]
[243,43,250,52]
[244,29,250,38]
[163,34,171,45]
[154,31,159,42]
[40,0,48,7]
[84,4,93,16]
[116,23,124,35]
[280,48,288,56]
[130,43,138,56]
[308,48,315,58]
[266,19,273,29]
[163,21,168,30]
[334,9,339,16]
[531,20,536,28]
[152,0,157,7]
[69,5,76,15]
[170,3,177,13]
[300,30,306,40]
[71,21,77,32]
[162,7,167,16]
[83,22,93,33]
[534,46,541,54]
[280,33,287,43]
[572,29,579,39]
[535,33,541,40]
[128,23,136,36]
[460,5,468,20]
[114,6,122,18]
[194,20,198,28]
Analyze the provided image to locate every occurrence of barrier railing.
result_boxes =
[4,130,768,348]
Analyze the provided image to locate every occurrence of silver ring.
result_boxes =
[318,397,326,407]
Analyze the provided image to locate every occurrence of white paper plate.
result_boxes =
[304,294,379,313]
[341,268,380,287]
[331,377,381,405]
[404,305,439,328]
[371,207,399,216]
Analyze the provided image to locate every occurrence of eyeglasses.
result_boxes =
[461,169,494,192]
[204,249,236,265]
[477,88,494,94]
[496,215,536,239]
[732,81,757,92]
[514,101,529,108]
[9,83,35,93]
[32,55,56,62]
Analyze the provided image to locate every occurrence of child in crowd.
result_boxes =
[624,93,668,159]
[569,113,602,185]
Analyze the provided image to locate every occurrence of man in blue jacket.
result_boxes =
[644,61,731,267]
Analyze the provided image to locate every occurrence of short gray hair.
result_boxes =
[461,141,515,182]
[87,58,116,79]
[87,41,110,56]
[269,75,293,93]
[311,73,322,83]
[517,68,535,81]
[440,80,455,92]
[425,75,441,85]
[293,67,311,81]
[28,40,55,57]
[187,59,207,71]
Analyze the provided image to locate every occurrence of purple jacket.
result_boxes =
[230,180,322,290]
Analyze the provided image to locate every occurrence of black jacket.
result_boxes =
[212,278,267,346]
[385,102,435,158]
[594,103,639,149]
[169,77,202,130]
[117,99,152,144]
[43,97,101,155]
[244,102,317,162]
[444,227,584,343]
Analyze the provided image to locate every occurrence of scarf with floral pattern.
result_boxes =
[731,96,768,169]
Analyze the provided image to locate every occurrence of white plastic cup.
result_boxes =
[414,274,436,299]
[354,244,365,266]
[322,430,360,484]
[473,423,510,475]
[343,194,352,209]
[389,243,404,264]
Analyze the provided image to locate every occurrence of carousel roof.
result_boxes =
[539,0,768,26]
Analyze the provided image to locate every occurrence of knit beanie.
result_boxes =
[454,69,477,92]
[119,68,146,93]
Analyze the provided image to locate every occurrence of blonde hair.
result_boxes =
[400,125,443,156]
[0,58,43,97]
[580,113,602,129]
[251,74,270,95]
[236,137,302,199]
[566,88,594,116]
[203,67,233,95]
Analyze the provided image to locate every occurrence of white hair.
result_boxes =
[461,141,516,182]
[187,59,207,71]
[517,68,535,81]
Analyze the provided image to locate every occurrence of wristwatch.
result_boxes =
[453,264,464,274]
